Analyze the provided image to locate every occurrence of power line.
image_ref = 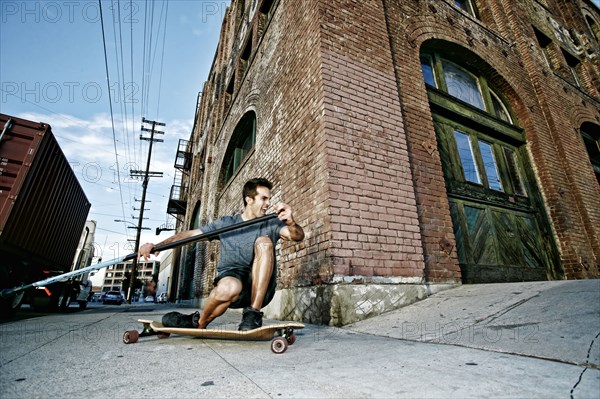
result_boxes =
[155,1,169,118]
[113,0,136,228]
[98,0,128,224]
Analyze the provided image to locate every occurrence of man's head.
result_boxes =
[242,177,273,206]
[243,178,273,205]
[243,178,273,217]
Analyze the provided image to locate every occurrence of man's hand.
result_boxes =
[274,202,295,226]
[138,242,158,260]
[275,203,305,242]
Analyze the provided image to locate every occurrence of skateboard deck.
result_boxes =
[123,319,305,353]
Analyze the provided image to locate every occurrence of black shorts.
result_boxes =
[213,268,277,309]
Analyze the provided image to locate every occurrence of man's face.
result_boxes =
[246,186,271,218]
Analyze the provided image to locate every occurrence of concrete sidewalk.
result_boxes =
[0,280,598,398]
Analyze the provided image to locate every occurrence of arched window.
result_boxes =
[585,15,600,43]
[421,55,514,122]
[420,51,521,195]
[190,202,201,230]
[220,111,256,186]
[581,122,600,185]
[420,42,559,283]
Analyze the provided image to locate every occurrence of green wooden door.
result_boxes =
[435,115,560,283]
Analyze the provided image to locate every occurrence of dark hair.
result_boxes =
[243,178,273,206]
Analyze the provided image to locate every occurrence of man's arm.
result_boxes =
[138,228,203,260]
[275,203,305,242]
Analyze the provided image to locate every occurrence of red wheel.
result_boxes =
[157,332,171,339]
[286,334,296,345]
[123,330,139,344]
[271,337,288,354]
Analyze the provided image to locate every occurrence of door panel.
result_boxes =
[450,199,548,283]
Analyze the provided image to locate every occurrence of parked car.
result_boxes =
[157,293,167,303]
[144,295,154,303]
[103,291,123,305]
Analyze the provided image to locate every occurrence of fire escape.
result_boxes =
[167,139,191,219]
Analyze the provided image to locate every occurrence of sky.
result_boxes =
[1,0,229,285]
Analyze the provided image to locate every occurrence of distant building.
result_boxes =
[156,250,173,300]
[167,0,599,325]
[101,260,160,299]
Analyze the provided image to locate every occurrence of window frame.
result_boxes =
[443,122,525,197]
[585,14,600,43]
[562,49,582,88]
[433,111,531,206]
[220,111,257,187]
[489,89,513,124]
[580,125,600,185]
[420,55,437,87]
[422,53,517,125]
[441,59,486,111]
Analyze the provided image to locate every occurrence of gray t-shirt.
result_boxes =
[201,214,286,276]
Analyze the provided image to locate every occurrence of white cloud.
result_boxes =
[13,111,189,268]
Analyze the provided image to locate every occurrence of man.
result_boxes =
[138,178,305,330]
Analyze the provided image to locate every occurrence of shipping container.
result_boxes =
[0,113,91,313]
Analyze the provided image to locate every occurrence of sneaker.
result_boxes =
[162,311,200,328]
[238,307,263,331]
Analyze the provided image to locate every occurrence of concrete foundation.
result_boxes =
[263,282,459,326]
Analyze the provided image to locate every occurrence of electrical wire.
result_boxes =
[155,0,169,118]
[98,0,128,226]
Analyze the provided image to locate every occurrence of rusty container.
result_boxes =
[0,113,90,279]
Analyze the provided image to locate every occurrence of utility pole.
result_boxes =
[126,117,165,304]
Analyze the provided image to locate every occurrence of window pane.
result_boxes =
[503,147,527,196]
[442,60,485,110]
[582,135,600,166]
[420,56,436,87]
[490,90,512,124]
[454,0,476,16]
[454,131,480,184]
[563,50,582,87]
[479,141,503,191]
[221,111,256,185]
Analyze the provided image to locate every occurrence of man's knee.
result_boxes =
[213,278,241,302]
[254,236,273,252]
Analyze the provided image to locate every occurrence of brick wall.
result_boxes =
[319,0,426,281]
[503,0,600,277]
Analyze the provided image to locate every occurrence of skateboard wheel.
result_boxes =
[271,337,288,354]
[157,332,171,339]
[123,330,139,344]
[286,334,295,345]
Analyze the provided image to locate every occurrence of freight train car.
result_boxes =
[0,114,91,315]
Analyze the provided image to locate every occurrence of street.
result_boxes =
[1,281,599,398]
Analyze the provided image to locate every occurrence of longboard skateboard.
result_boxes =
[123,319,305,354]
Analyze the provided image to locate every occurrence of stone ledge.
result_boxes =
[263,282,459,326]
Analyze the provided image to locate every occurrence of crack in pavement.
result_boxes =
[570,331,600,399]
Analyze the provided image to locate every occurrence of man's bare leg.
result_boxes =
[198,277,241,329]
[250,236,274,310]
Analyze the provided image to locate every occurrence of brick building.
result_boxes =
[166,0,599,325]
